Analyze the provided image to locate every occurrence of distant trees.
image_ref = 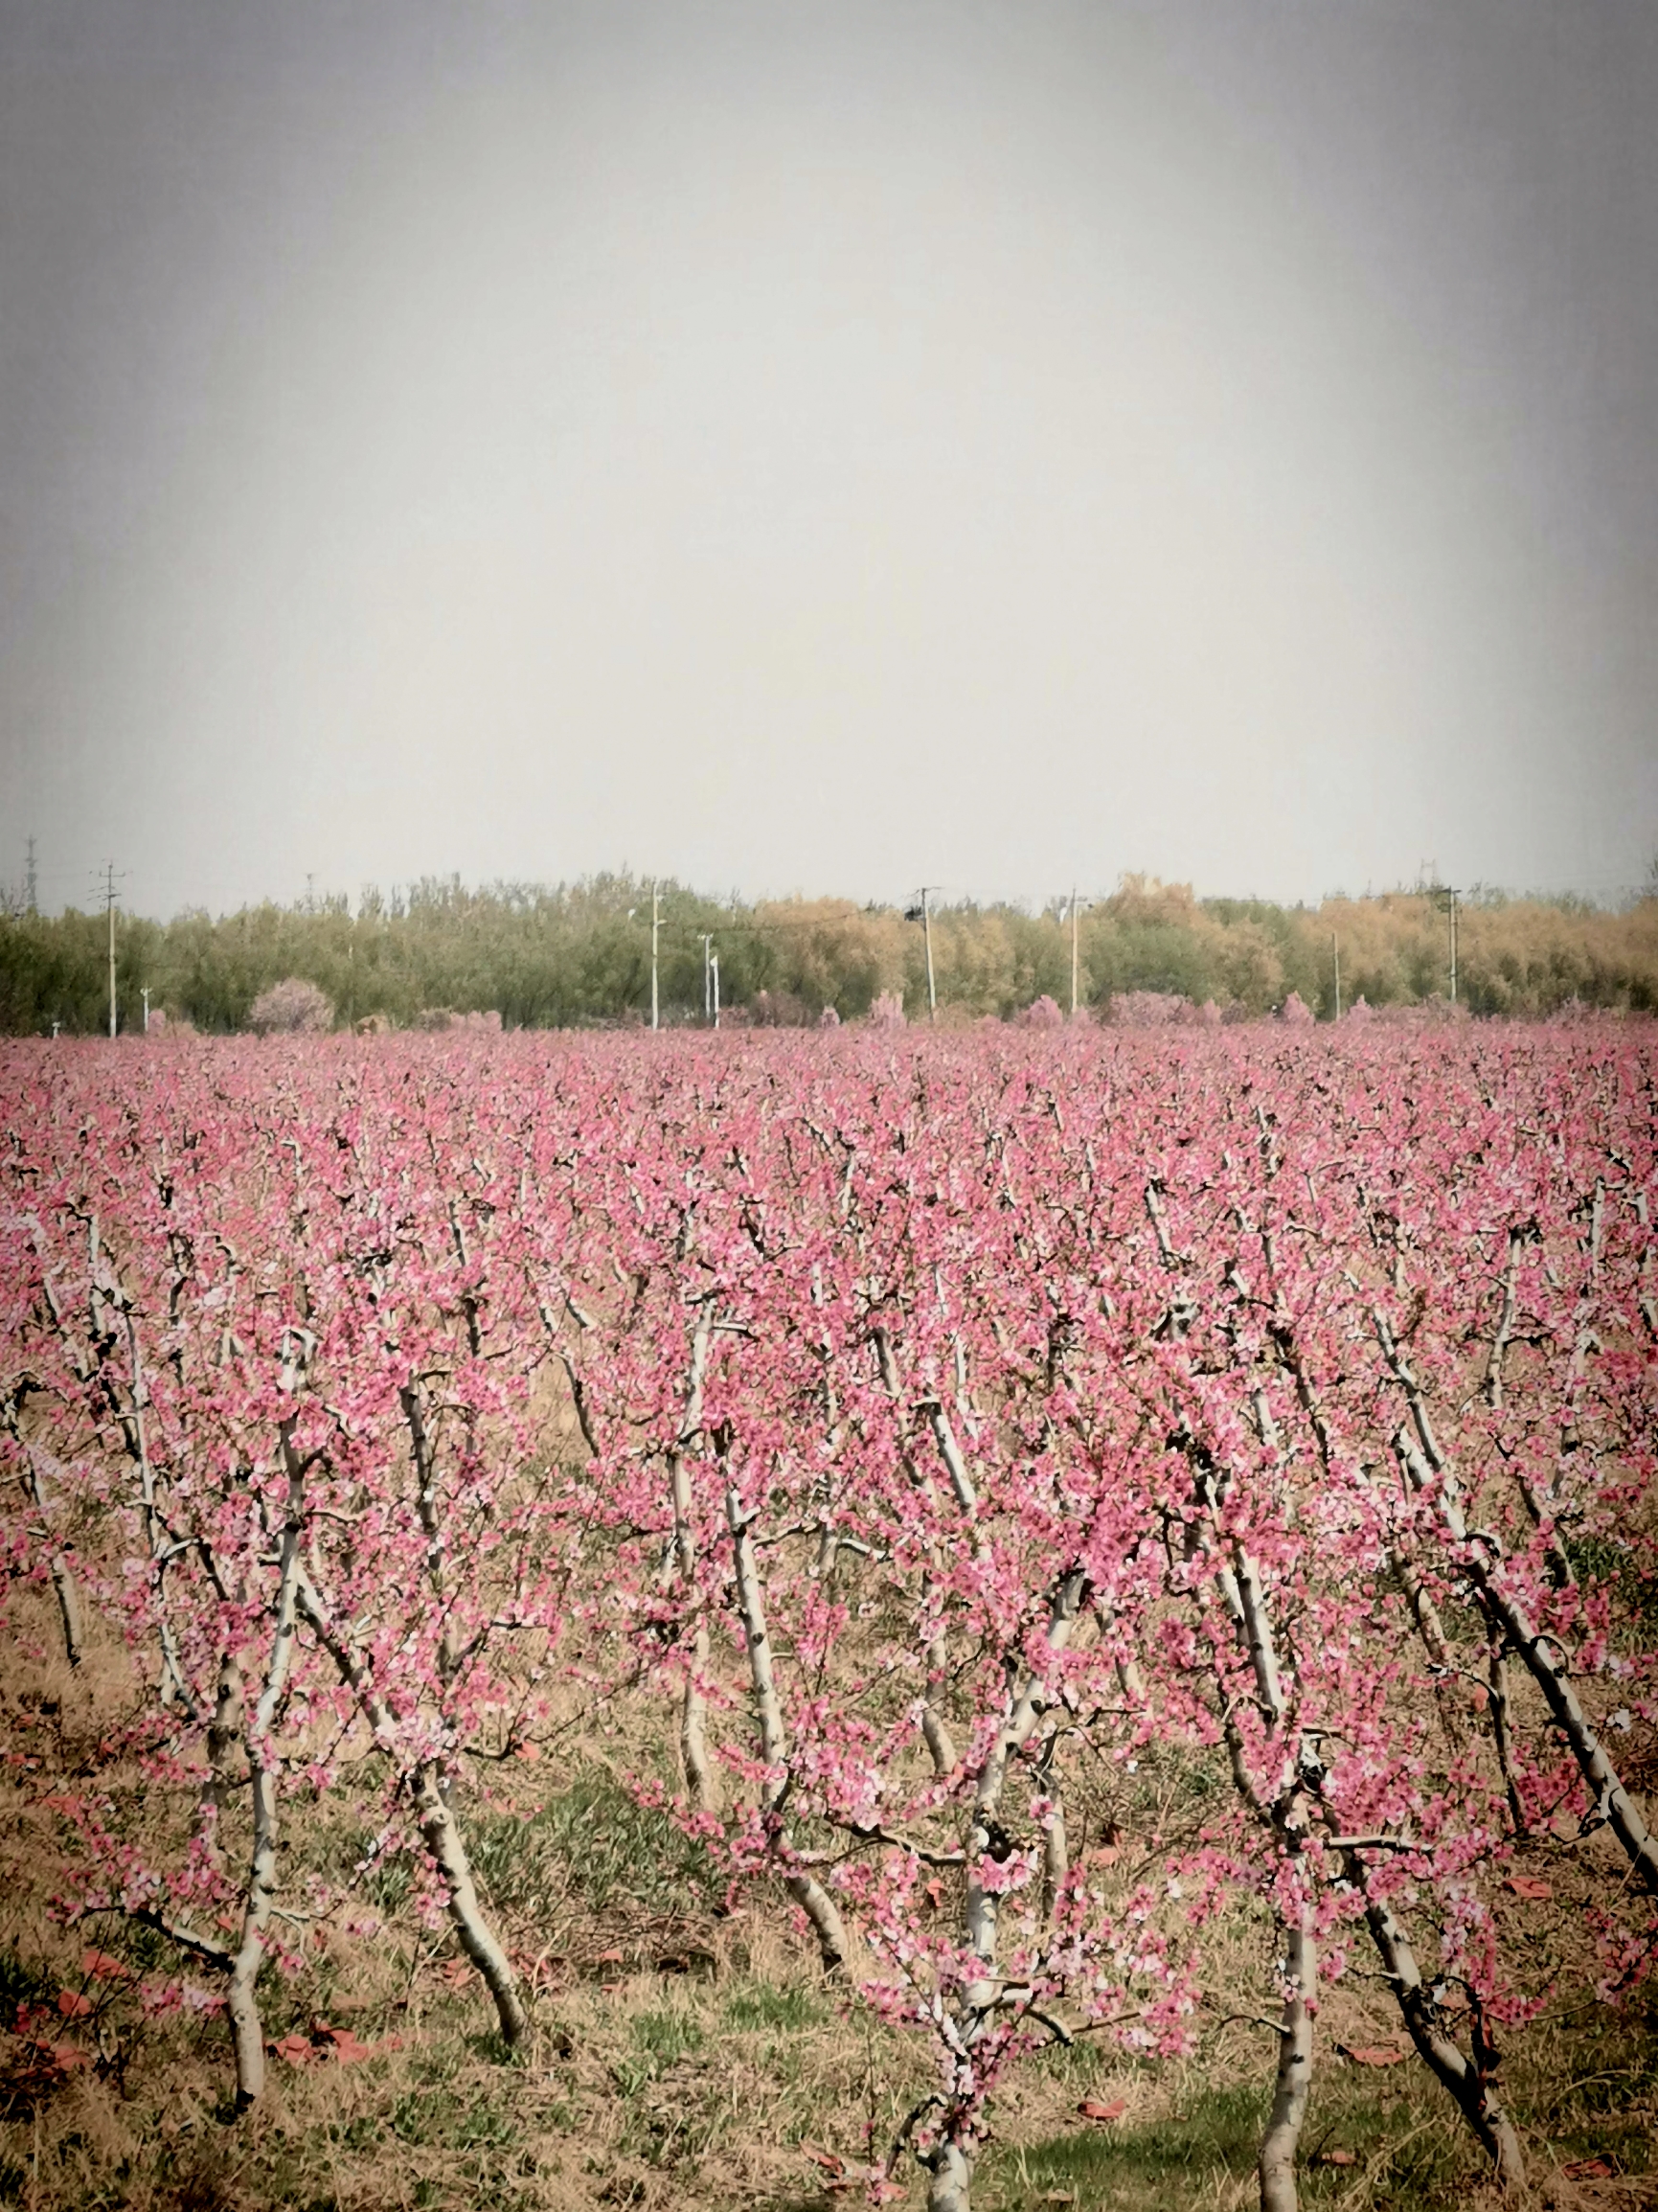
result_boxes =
[0,872,1653,1035]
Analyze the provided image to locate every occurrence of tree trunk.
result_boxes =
[1354,1863,1526,2190]
[872,1327,965,1772]
[926,2140,973,2212]
[49,1548,85,1670]
[226,1759,277,2109]
[727,1490,848,1973]
[15,1446,83,1668]
[965,1573,1084,1965]
[414,1764,529,2045]
[1390,1415,1658,1896]
[293,1574,528,2044]
[668,1324,716,1812]
[195,1654,245,1866]
[1258,1905,1315,2212]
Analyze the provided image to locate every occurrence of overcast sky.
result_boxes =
[2,0,1654,919]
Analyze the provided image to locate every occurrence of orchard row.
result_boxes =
[2,1026,1655,2212]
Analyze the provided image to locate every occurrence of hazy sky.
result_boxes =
[3,0,1655,918]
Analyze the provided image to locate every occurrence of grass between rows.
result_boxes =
[2,1598,1655,2212]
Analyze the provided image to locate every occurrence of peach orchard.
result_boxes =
[2,1024,1655,2212]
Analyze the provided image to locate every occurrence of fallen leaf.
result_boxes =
[81,1949,133,1983]
[1078,2098,1127,2123]
[1319,2150,1359,2168]
[1563,2157,1615,2180]
[1502,1876,1553,1901]
[804,2147,847,2176]
[56,1991,93,2019]
[272,2034,314,2064]
[1338,2041,1409,2067]
[441,1958,472,1991]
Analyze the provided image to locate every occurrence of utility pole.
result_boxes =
[712,950,721,1031]
[904,889,940,1024]
[1331,933,1341,1021]
[1425,880,1460,1005]
[700,933,714,1025]
[100,860,123,1038]
[142,986,151,1034]
[24,835,37,914]
[650,881,660,1033]
[1070,887,1081,1017]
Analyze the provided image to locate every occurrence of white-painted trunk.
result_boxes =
[1040,1783,1068,1921]
[1258,1907,1315,2212]
[226,1758,277,2109]
[668,1324,715,1811]
[727,1491,848,1972]
[7,1423,84,1670]
[195,1653,245,1865]
[872,1326,962,1774]
[414,1764,529,2043]
[1355,1864,1526,2189]
[293,1574,528,2041]
[927,2141,973,2212]
[1390,1415,1658,1895]
[965,1573,1084,1964]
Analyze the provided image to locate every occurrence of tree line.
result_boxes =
[1,871,1654,1033]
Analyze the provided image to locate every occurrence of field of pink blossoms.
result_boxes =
[2,1024,1655,2212]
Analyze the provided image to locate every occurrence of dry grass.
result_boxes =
[3,1573,1655,2212]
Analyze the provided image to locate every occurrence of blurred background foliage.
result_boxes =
[2,871,1655,1033]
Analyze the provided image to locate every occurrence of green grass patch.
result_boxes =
[466,1765,718,1923]
[391,2083,515,2152]
[986,2076,1472,2212]
[722,1980,825,2032]
[1508,2000,1658,2177]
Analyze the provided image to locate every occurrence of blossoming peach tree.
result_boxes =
[2,1021,1653,2210]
